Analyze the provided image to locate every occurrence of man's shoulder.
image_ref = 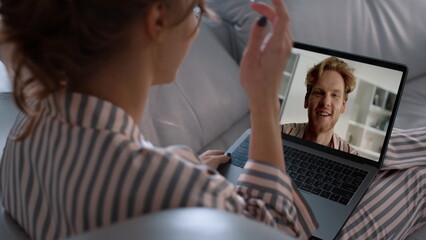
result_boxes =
[283,122,307,128]
[282,123,307,137]
[333,133,359,155]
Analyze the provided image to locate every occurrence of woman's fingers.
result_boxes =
[201,150,224,156]
[250,2,276,21]
[245,16,269,63]
[270,0,290,22]
[240,0,293,102]
[213,155,232,164]
[248,0,292,55]
[199,150,230,169]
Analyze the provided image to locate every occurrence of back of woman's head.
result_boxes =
[0,0,199,139]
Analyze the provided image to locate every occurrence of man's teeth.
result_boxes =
[317,112,331,116]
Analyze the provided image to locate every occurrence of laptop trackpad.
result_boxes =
[302,191,353,240]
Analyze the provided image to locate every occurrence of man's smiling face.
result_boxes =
[304,70,347,134]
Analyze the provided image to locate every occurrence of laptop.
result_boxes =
[219,42,407,240]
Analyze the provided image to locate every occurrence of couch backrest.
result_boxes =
[140,20,249,153]
[209,0,426,82]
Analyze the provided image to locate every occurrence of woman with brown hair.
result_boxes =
[0,0,317,239]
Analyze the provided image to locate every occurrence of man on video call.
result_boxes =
[282,57,359,155]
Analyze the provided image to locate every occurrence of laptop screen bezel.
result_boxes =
[280,42,408,168]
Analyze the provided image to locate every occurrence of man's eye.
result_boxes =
[313,92,322,96]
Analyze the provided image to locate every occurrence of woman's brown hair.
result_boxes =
[0,0,209,140]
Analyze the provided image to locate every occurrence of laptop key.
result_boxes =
[235,147,248,155]
[314,181,325,188]
[325,162,334,169]
[323,176,333,184]
[294,180,303,187]
[305,170,315,177]
[332,187,354,199]
[232,159,245,167]
[299,162,309,168]
[329,194,340,202]
[301,184,313,192]
[308,164,317,171]
[232,152,247,161]
[311,187,322,195]
[320,191,331,198]
[342,168,353,175]
[317,167,326,174]
[307,158,315,164]
[332,179,342,187]
[289,165,298,172]
[334,165,343,173]
[341,182,358,193]
[314,173,324,179]
[339,197,350,205]
[297,175,307,182]
[297,168,307,175]
[305,178,316,186]
[323,184,333,192]
[343,176,353,183]
[334,173,344,180]
[352,178,363,186]
[291,159,301,167]
[351,171,367,179]
[289,172,298,179]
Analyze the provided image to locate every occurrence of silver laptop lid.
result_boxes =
[279,42,407,168]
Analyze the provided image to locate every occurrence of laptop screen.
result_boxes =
[279,43,406,163]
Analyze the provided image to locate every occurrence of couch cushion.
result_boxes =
[0,61,12,92]
[68,208,295,240]
[140,21,248,152]
[0,203,29,240]
[209,0,426,82]
[394,74,426,129]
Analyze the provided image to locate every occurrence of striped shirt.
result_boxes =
[0,91,317,240]
[282,123,359,155]
[337,127,426,239]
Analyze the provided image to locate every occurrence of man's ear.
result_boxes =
[341,99,347,113]
[304,93,309,109]
[143,2,167,41]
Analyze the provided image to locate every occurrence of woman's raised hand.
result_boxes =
[240,0,293,108]
[239,0,293,171]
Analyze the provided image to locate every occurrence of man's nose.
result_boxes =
[320,94,331,106]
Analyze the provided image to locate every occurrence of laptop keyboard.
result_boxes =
[230,136,368,205]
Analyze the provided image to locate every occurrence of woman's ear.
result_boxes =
[143,2,168,41]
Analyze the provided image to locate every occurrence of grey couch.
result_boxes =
[1,0,425,239]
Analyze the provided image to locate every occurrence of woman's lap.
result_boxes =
[337,166,426,239]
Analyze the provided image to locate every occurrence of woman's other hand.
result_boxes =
[199,150,231,169]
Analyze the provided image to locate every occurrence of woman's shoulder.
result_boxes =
[121,137,202,167]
